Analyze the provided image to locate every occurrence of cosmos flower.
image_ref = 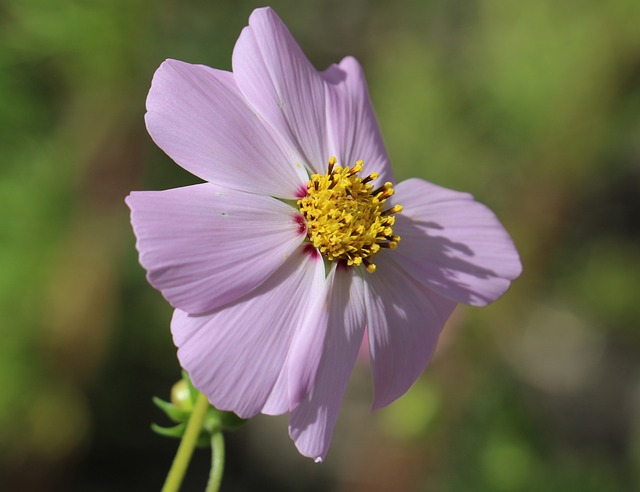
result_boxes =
[126,7,521,462]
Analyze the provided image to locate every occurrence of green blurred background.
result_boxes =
[2,0,639,490]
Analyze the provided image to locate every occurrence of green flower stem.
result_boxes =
[161,392,210,492]
[205,431,225,492]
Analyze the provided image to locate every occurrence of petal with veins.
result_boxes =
[365,254,457,409]
[322,56,394,183]
[145,59,308,198]
[391,178,522,306]
[289,266,366,461]
[172,245,326,419]
[233,7,328,172]
[126,183,306,314]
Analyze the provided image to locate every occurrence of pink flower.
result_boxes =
[126,7,521,462]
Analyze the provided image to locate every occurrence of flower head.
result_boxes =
[126,7,521,462]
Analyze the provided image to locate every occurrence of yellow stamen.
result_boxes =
[297,158,402,273]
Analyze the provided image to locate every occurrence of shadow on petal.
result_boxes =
[393,214,519,306]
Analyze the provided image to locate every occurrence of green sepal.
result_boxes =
[152,371,249,443]
[195,432,211,448]
[220,411,247,431]
[151,422,187,439]
[153,396,191,423]
[151,420,214,446]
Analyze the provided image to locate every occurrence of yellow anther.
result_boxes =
[363,258,376,273]
[349,160,363,175]
[297,159,402,273]
[361,171,379,185]
[383,204,403,215]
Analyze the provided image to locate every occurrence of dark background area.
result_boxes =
[1,0,640,490]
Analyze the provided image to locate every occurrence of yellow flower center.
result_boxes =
[297,157,402,273]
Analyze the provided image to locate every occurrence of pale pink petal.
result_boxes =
[365,255,457,409]
[322,56,394,183]
[391,178,522,306]
[289,266,366,462]
[145,59,308,198]
[232,7,328,172]
[261,257,331,416]
[171,246,326,419]
[125,183,306,315]
[260,361,291,415]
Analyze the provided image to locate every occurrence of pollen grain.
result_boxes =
[297,158,402,273]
